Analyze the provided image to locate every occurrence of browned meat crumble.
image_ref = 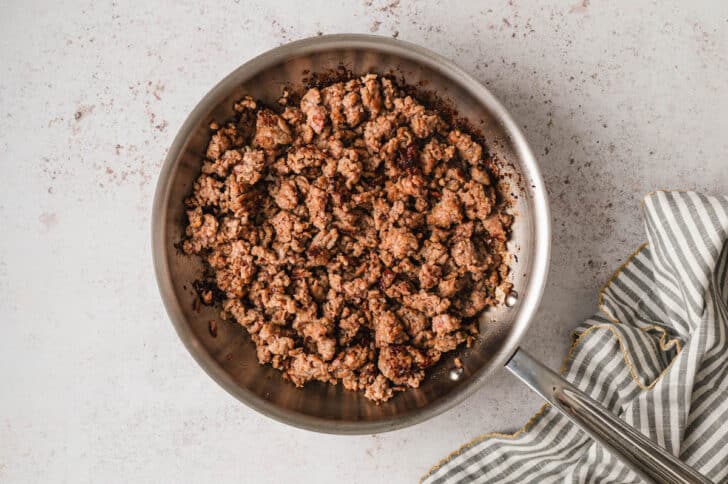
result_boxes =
[182,74,513,403]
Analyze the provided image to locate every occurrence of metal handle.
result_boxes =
[505,348,711,484]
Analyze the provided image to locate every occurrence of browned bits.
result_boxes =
[379,269,395,291]
[182,74,513,403]
[396,143,419,171]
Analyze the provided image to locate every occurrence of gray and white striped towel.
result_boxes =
[423,191,728,483]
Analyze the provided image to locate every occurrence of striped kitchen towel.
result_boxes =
[423,191,728,483]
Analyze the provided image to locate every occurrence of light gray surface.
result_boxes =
[1,1,726,483]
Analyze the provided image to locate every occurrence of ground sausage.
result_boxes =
[183,74,513,403]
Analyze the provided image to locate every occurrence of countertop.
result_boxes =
[1,1,727,482]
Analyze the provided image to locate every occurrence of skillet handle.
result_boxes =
[505,348,711,484]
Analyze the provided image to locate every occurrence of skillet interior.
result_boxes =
[152,34,549,433]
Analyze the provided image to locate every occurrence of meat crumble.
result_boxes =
[182,74,513,403]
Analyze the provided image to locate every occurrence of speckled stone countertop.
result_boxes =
[1,1,727,482]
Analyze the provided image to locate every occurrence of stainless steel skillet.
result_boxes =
[152,34,708,483]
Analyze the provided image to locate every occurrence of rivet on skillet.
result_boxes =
[449,367,464,381]
[505,291,519,307]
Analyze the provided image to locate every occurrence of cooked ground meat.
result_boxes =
[182,74,513,403]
